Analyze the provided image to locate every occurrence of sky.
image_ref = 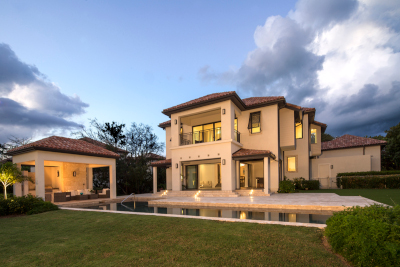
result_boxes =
[0,0,399,147]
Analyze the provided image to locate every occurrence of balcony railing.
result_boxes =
[179,128,240,146]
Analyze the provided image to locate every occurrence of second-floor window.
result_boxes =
[192,122,221,143]
[249,112,261,133]
[296,123,303,139]
[311,129,317,144]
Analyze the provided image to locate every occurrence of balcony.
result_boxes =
[180,128,240,146]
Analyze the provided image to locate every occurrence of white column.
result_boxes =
[153,166,158,194]
[22,181,29,196]
[109,160,117,199]
[35,155,45,200]
[172,160,181,191]
[245,164,249,187]
[88,167,93,190]
[235,161,240,190]
[13,183,22,197]
[264,157,270,194]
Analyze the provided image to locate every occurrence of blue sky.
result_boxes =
[1,0,399,145]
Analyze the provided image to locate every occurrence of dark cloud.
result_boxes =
[318,82,400,137]
[292,0,359,30]
[0,44,40,93]
[0,43,88,142]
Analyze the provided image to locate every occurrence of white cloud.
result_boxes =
[199,0,400,136]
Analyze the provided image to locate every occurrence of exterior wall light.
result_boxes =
[174,119,177,125]
[222,159,226,165]
[73,171,76,177]
[175,163,178,168]
[222,109,226,115]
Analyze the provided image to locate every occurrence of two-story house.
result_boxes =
[151,91,385,195]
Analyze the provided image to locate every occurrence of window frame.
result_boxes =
[287,156,297,172]
[311,128,317,144]
[250,112,261,134]
[296,122,303,139]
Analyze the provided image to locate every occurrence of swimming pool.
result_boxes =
[76,201,331,225]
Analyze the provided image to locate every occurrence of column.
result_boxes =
[35,155,45,200]
[88,167,93,190]
[153,166,157,194]
[264,157,270,194]
[172,160,181,191]
[12,164,22,197]
[22,181,29,196]
[235,161,240,190]
[109,160,117,199]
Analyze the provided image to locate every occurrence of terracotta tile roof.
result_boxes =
[162,92,238,115]
[7,136,120,158]
[232,148,276,159]
[159,120,171,128]
[302,107,315,113]
[80,137,127,154]
[322,134,386,151]
[150,158,171,167]
[242,96,285,107]
[285,103,302,110]
[146,153,165,160]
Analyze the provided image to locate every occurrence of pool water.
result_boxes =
[78,201,331,225]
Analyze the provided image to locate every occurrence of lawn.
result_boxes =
[300,189,400,206]
[0,210,347,267]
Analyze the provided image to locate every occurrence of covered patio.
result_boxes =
[7,136,119,201]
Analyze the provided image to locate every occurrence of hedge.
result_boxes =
[0,195,58,216]
[278,178,320,193]
[325,205,400,267]
[337,170,400,177]
[337,175,400,189]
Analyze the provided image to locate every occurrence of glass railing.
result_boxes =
[180,128,241,146]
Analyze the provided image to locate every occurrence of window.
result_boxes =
[287,157,296,172]
[311,129,317,144]
[296,123,303,139]
[249,112,261,133]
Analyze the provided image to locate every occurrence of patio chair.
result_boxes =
[98,188,110,198]
[54,192,71,202]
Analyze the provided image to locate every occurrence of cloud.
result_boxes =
[0,43,88,143]
[199,0,400,137]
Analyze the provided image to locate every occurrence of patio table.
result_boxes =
[75,194,89,200]
[89,194,98,199]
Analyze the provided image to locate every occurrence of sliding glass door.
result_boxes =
[186,165,198,189]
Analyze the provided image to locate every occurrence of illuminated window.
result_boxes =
[287,157,296,172]
[311,129,317,144]
[296,123,302,139]
[250,112,261,133]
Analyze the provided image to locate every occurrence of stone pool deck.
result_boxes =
[148,193,381,212]
[57,193,382,212]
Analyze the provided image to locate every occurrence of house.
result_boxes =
[150,91,386,194]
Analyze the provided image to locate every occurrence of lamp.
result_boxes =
[176,163,178,168]
[73,171,76,177]
[222,159,226,165]
[222,109,226,115]
[174,119,177,125]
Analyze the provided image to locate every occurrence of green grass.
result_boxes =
[300,189,400,206]
[0,210,347,267]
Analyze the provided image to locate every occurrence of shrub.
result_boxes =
[337,170,400,177]
[278,180,296,193]
[0,195,58,216]
[339,176,400,189]
[325,205,400,267]
[302,180,320,190]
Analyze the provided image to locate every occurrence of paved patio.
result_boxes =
[148,193,382,211]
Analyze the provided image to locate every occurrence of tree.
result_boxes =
[74,120,164,194]
[0,162,29,199]
[321,133,335,142]
[0,136,31,160]
[74,119,126,153]
[385,122,400,170]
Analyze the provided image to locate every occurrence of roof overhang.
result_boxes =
[7,147,120,159]
[162,93,246,117]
